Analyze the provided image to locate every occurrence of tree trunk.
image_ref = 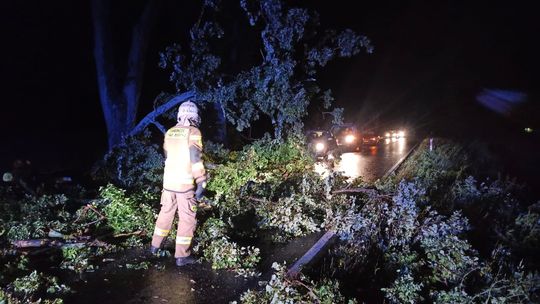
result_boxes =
[124,0,160,130]
[92,0,160,150]
[91,0,125,149]
[213,101,227,145]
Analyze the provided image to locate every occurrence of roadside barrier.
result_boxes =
[382,139,423,180]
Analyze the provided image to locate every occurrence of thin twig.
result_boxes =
[80,218,105,228]
[113,231,143,238]
[74,204,106,226]
[87,204,106,219]
[291,279,320,303]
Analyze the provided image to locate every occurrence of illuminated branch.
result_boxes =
[129,91,195,136]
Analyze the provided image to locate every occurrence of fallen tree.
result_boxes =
[2,138,540,303]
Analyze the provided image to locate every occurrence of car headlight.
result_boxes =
[398,131,405,137]
[315,142,325,151]
[385,132,390,138]
[345,134,355,143]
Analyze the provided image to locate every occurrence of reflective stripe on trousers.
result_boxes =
[151,189,197,258]
[176,236,193,245]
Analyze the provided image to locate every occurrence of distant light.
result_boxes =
[385,132,390,138]
[315,142,325,151]
[2,172,13,182]
[524,127,533,133]
[345,134,355,143]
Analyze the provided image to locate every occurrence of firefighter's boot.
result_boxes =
[176,256,197,267]
[149,245,160,255]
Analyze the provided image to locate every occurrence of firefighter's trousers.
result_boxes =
[151,188,197,258]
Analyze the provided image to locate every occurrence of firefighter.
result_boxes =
[150,100,207,266]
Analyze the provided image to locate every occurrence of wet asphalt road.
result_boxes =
[320,137,416,182]
[65,233,326,304]
[65,138,416,304]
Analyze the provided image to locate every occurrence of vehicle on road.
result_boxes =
[331,123,362,153]
[361,130,381,146]
[306,129,337,159]
[384,129,406,139]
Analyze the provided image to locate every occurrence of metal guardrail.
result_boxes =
[382,139,422,179]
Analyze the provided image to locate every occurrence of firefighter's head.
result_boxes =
[177,100,201,127]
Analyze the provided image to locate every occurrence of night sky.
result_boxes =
[1,1,538,178]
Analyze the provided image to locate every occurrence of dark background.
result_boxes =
[1,1,538,185]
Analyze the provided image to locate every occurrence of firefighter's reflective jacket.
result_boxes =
[162,124,206,192]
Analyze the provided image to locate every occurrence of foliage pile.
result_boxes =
[193,218,261,277]
[313,138,540,303]
[98,184,157,235]
[3,134,540,303]
[0,191,72,244]
[238,262,356,304]
[0,259,69,304]
[0,181,159,302]
[192,137,327,275]
[91,131,164,191]
[195,136,537,302]
[206,137,344,241]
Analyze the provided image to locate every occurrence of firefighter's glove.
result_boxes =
[195,182,206,200]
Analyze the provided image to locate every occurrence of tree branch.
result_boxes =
[129,91,195,136]
[151,121,166,133]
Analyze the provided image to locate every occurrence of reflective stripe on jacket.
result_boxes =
[163,125,206,192]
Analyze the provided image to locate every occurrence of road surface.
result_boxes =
[315,137,416,182]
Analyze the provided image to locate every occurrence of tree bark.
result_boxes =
[92,0,125,149]
[124,0,160,130]
[214,101,227,144]
[92,0,161,150]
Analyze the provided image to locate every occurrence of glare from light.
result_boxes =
[315,142,325,151]
[397,137,406,153]
[345,134,355,143]
[385,138,391,144]
[314,162,331,178]
[398,131,405,137]
[385,132,390,138]
[337,152,361,179]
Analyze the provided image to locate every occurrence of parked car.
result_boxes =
[330,123,362,152]
[306,129,337,159]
